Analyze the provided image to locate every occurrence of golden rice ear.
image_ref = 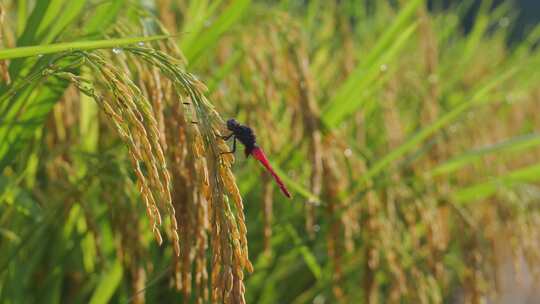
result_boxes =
[48,44,251,303]
[120,46,252,303]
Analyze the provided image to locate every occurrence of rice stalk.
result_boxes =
[0,4,10,84]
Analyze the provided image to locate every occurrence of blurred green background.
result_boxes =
[0,0,539,303]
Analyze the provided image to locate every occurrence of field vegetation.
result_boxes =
[0,0,539,303]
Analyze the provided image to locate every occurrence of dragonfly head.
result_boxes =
[226,118,239,131]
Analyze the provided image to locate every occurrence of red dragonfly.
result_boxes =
[221,119,291,198]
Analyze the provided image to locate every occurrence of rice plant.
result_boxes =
[0,0,539,303]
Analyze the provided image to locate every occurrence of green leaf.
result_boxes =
[0,35,170,60]
[182,0,251,66]
[16,1,56,46]
[41,0,88,43]
[89,259,123,304]
[85,0,126,35]
[321,0,423,126]
[16,0,27,36]
[0,75,68,171]
[78,68,99,153]
[455,162,540,204]
[285,224,322,280]
[321,23,417,126]
[431,134,540,176]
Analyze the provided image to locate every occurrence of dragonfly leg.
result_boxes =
[221,136,237,154]
[221,133,234,141]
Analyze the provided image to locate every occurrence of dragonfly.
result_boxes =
[221,119,291,198]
